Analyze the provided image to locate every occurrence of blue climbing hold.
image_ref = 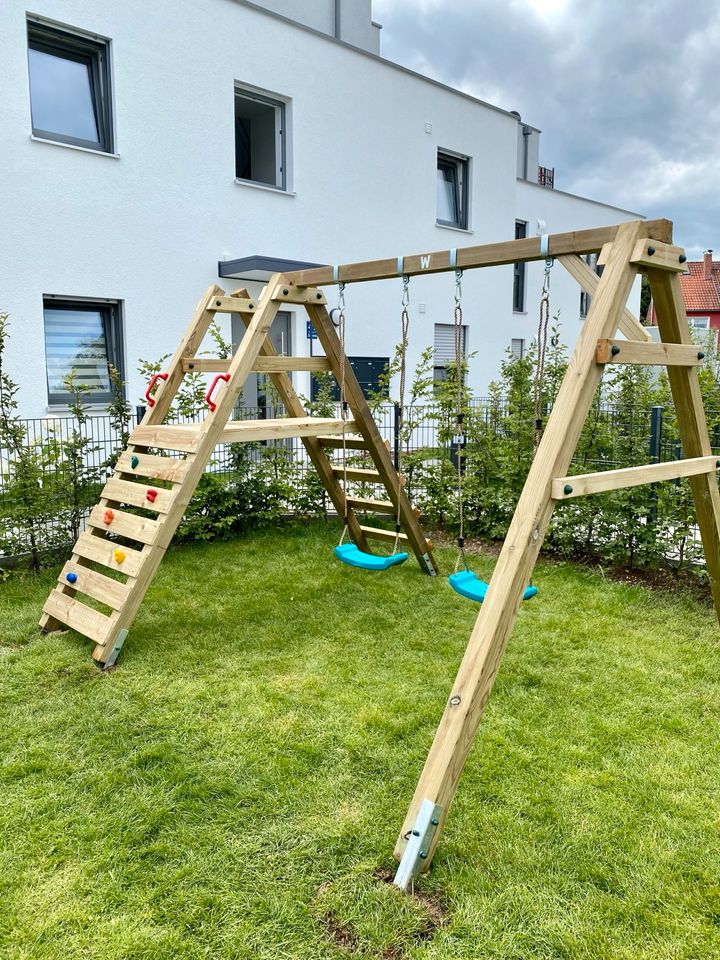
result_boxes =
[448,570,537,603]
[334,543,408,571]
[66,572,78,584]
[130,455,139,469]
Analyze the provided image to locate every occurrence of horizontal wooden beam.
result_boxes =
[206,295,258,313]
[283,219,673,286]
[181,357,332,374]
[358,524,409,544]
[346,496,397,514]
[332,466,382,482]
[596,339,705,366]
[130,424,200,453]
[221,416,352,443]
[630,238,687,273]
[317,434,369,450]
[553,455,719,500]
[557,254,652,342]
[271,283,327,305]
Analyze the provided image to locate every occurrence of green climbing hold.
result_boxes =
[131,455,139,469]
[564,484,573,495]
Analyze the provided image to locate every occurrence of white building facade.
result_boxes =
[0,0,642,420]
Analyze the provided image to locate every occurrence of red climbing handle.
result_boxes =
[205,373,230,412]
[145,372,168,407]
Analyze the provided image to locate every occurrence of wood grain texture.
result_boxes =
[553,456,717,499]
[595,339,704,365]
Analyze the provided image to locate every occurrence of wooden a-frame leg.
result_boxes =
[648,268,720,621]
[394,220,647,871]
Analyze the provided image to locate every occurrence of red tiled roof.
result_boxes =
[680,260,720,312]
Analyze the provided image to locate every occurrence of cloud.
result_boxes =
[372,0,720,257]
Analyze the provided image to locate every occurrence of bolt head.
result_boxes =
[647,246,656,256]
[419,851,428,859]
[430,818,439,826]
[316,292,322,299]
[412,829,420,836]
[611,345,621,356]
[283,288,289,295]
[216,299,222,306]
[698,351,705,360]
[450,695,461,706]
[679,254,687,263]
[564,484,573,495]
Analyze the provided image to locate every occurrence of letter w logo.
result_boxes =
[420,255,432,269]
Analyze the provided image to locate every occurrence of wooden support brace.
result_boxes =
[631,239,687,272]
[596,339,705,366]
[553,455,719,499]
[558,254,651,342]
[206,295,258,313]
[181,357,332,374]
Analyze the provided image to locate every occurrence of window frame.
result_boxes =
[234,84,288,191]
[510,338,525,360]
[436,150,469,230]
[43,297,124,406]
[433,321,468,387]
[689,316,710,330]
[513,220,527,312]
[579,252,602,318]
[27,18,114,153]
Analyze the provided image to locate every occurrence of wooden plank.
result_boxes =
[558,254,652,342]
[346,497,397,514]
[270,283,327,305]
[73,532,146,578]
[181,357,332,374]
[553,455,718,499]
[285,219,673,286]
[88,505,161,546]
[359,525,409,544]
[631,239,687,273]
[103,477,175,513]
[205,295,258,313]
[58,562,131,611]
[221,416,352,443]
[317,435,369,449]
[595,339,704,366]
[332,466,382,482]
[42,590,114,645]
[648,267,720,621]
[129,424,200,453]
[116,450,191,482]
[394,219,648,869]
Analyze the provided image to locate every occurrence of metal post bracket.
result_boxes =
[393,798,442,892]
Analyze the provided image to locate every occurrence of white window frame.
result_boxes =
[689,316,710,330]
[234,83,290,191]
[510,338,525,360]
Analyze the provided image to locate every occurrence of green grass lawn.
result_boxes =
[2,522,720,959]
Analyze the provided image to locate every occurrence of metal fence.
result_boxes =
[1,399,717,563]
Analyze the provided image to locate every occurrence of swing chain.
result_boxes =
[533,257,553,451]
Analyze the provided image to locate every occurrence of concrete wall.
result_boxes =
[0,0,640,420]
[235,0,380,53]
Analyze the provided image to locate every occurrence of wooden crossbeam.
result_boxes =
[271,283,327,305]
[221,417,352,443]
[332,466,382,482]
[206,295,258,313]
[596,339,704,366]
[346,496,397,514]
[359,525,409,544]
[181,357,332,374]
[630,239,687,273]
[558,254,651,342]
[284,219,673,286]
[553,456,718,499]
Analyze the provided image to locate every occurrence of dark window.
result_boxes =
[513,220,527,311]
[43,299,123,404]
[579,253,602,318]
[312,357,389,402]
[436,151,469,229]
[27,19,113,152]
[235,87,286,189]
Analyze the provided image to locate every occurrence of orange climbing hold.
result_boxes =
[146,489,158,503]
[103,509,115,525]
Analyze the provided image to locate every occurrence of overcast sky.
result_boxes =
[372,0,719,259]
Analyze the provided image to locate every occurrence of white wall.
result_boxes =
[0,0,641,420]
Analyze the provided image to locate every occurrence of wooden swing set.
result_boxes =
[40,217,720,890]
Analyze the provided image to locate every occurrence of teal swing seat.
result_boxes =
[334,543,409,571]
[448,570,538,604]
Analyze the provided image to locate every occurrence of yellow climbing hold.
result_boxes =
[114,549,126,564]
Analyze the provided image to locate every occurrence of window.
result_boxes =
[235,86,286,189]
[43,299,123,404]
[312,358,389,402]
[513,221,527,311]
[579,253,602,318]
[434,322,467,385]
[511,338,525,360]
[436,151,469,229]
[689,316,710,330]
[27,18,113,153]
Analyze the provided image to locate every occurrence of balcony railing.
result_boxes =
[538,165,555,188]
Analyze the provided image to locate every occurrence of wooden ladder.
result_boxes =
[40,278,437,667]
[392,220,720,886]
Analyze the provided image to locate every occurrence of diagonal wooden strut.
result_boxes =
[392,218,719,871]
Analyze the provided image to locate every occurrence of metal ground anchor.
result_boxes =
[393,798,442,892]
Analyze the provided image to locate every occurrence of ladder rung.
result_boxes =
[596,339,704,366]
[346,497,397,514]
[181,357,332,374]
[42,590,114,645]
[130,424,201,453]
[332,466,382,482]
[553,455,719,500]
[206,295,258,313]
[317,435,369,449]
[221,417,353,443]
[117,450,191,482]
[58,562,131,611]
[88,505,161,545]
[359,524,409,544]
[104,477,175,513]
[73,532,146,578]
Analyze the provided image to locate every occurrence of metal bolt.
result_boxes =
[611,345,621,356]
[316,292,322,299]
[450,695,461,706]
[419,851,428,859]
[716,460,720,469]
[249,304,254,310]
[698,351,705,360]
[188,362,195,369]
[647,246,656,256]
[430,818,439,826]
[412,829,420,837]
[283,288,289,295]
[679,254,687,263]
[216,299,222,306]
[564,484,573,495]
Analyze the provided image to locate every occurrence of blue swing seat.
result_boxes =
[334,543,409,571]
[448,570,538,603]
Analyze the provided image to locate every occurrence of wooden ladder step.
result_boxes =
[42,590,115,645]
[222,416,354,443]
[596,339,705,366]
[359,525,409,545]
[318,435,369,450]
[57,562,132,610]
[553,455,719,500]
[346,496,397,514]
[87,505,161,545]
[117,450,192,482]
[130,424,201,453]
[333,466,382,482]
[103,477,175,513]
[73,532,146,578]
[181,357,332,374]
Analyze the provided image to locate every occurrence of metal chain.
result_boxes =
[453,268,468,573]
[533,257,552,451]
